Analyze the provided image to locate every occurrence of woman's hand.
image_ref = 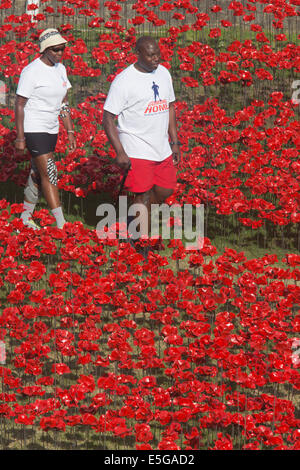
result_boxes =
[67,131,76,151]
[15,138,26,152]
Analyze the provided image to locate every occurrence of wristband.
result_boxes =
[170,141,181,146]
[16,138,25,142]
[67,130,75,133]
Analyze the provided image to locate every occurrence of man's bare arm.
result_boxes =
[102,110,131,170]
[168,101,180,165]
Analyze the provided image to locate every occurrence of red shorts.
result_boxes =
[123,155,177,193]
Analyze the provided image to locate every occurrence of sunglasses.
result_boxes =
[50,46,65,53]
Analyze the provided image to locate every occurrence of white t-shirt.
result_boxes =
[103,64,175,162]
[16,57,71,134]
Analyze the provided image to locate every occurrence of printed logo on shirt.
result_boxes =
[143,81,169,115]
[58,72,67,87]
[152,81,160,101]
[144,100,169,115]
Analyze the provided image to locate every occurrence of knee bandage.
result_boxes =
[47,158,58,186]
[59,102,70,119]
[24,171,40,204]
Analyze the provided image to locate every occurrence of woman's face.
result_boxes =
[44,43,65,64]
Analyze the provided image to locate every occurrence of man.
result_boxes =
[102,36,180,254]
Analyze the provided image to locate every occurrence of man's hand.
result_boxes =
[172,144,181,165]
[116,150,131,170]
[68,132,76,151]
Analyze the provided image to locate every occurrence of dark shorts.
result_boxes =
[124,155,177,193]
[24,132,58,158]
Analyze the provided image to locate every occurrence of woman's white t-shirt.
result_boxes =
[16,57,71,134]
[103,64,176,162]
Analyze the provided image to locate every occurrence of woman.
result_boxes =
[15,28,76,229]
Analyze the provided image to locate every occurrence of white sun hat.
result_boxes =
[39,28,67,53]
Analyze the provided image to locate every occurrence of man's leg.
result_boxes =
[123,158,175,252]
[122,158,153,243]
[130,186,173,245]
[149,185,174,247]
[148,155,176,244]
[132,189,153,239]
[151,185,173,205]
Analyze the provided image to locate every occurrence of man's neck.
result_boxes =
[134,62,152,73]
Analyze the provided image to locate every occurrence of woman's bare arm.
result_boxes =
[15,95,28,151]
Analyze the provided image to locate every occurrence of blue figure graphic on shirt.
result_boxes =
[152,81,160,101]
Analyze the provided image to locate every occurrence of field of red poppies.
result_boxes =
[0,0,299,450]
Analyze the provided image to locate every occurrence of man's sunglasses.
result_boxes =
[50,46,65,53]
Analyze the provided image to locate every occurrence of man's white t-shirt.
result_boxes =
[16,57,71,134]
[103,64,176,162]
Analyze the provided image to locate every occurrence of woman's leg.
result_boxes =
[20,165,41,227]
[34,152,59,208]
[34,152,65,228]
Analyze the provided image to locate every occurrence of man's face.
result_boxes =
[136,41,161,72]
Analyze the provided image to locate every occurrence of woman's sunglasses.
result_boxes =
[50,46,65,53]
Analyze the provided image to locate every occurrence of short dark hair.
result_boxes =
[135,36,157,52]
